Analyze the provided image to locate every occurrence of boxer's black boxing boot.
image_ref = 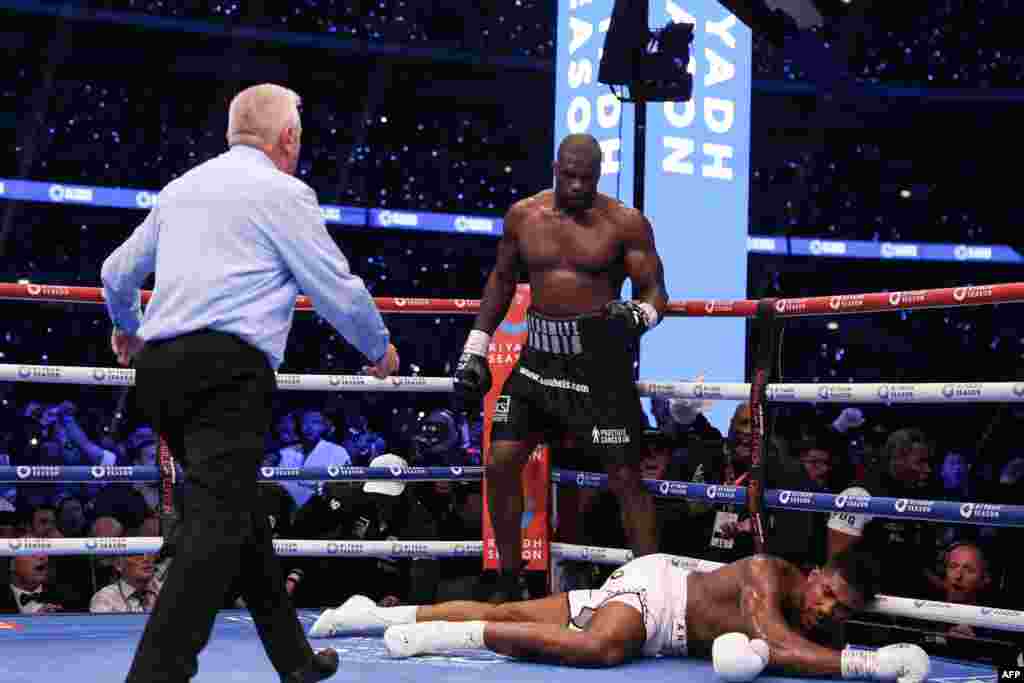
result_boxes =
[493,569,525,603]
[281,648,339,683]
[475,563,528,604]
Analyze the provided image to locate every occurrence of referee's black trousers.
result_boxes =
[125,330,312,683]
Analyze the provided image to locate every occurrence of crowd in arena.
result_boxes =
[2,385,1023,663]
[1,0,1023,672]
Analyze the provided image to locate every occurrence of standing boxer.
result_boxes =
[453,133,669,598]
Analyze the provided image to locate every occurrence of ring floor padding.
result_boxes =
[0,610,997,683]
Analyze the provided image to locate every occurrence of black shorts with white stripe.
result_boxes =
[490,308,647,465]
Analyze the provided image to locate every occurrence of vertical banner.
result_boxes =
[481,285,550,571]
[554,0,636,200]
[555,0,752,433]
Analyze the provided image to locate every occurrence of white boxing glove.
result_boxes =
[842,644,930,683]
[713,632,771,682]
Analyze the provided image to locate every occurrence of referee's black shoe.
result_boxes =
[281,648,339,683]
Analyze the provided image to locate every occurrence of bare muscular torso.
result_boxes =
[515,190,636,317]
[684,557,805,658]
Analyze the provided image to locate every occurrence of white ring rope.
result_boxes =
[0,537,632,565]
[0,364,451,392]
[3,364,1023,404]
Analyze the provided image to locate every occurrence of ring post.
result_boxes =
[747,298,780,553]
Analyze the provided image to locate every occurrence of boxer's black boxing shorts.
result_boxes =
[490,308,648,465]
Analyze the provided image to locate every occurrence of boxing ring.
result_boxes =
[2,280,1023,683]
[0,612,997,683]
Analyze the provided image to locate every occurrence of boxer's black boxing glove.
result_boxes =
[604,299,660,336]
[453,330,492,416]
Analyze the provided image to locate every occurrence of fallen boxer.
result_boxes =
[310,549,929,682]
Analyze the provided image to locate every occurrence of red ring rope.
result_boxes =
[0,281,1021,317]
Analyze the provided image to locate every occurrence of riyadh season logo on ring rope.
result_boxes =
[952,285,993,303]
[774,299,809,314]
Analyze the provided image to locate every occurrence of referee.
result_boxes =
[101,83,399,683]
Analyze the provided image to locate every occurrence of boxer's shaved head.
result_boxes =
[557,133,602,170]
[799,548,880,637]
[553,133,602,213]
[226,84,303,176]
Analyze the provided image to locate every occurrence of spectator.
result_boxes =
[635,427,690,557]
[0,512,18,538]
[659,427,722,556]
[409,408,466,467]
[768,425,845,571]
[693,403,770,564]
[940,451,973,501]
[726,402,755,471]
[276,412,300,450]
[908,542,1014,665]
[278,410,352,511]
[56,496,89,537]
[997,455,1024,502]
[651,375,720,457]
[0,434,15,510]
[90,550,163,613]
[87,478,151,532]
[340,412,387,467]
[28,504,60,538]
[938,541,992,609]
[16,403,67,509]
[125,427,161,513]
[85,428,160,531]
[434,482,485,601]
[136,514,174,587]
[123,426,158,461]
[88,516,125,592]
[827,408,863,486]
[847,542,1014,663]
[53,496,95,600]
[91,516,125,538]
[293,454,438,608]
[0,555,79,614]
[53,401,119,500]
[0,511,17,585]
[827,427,938,599]
[265,411,301,465]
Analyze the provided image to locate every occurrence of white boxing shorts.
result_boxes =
[567,553,689,657]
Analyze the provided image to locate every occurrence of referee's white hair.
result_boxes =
[226,83,301,148]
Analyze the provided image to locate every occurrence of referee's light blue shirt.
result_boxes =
[101,145,389,369]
